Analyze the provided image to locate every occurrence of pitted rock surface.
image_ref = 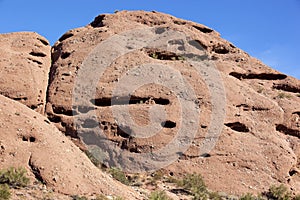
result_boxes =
[0,94,141,198]
[43,10,300,195]
[0,32,51,113]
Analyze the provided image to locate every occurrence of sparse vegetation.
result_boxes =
[240,193,257,200]
[0,167,29,188]
[95,194,109,200]
[179,173,208,200]
[109,167,129,185]
[265,184,292,200]
[238,184,300,200]
[149,191,171,200]
[209,192,222,200]
[148,170,164,186]
[71,195,88,200]
[277,92,292,99]
[0,184,11,200]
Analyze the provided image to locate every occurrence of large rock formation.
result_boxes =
[0,32,51,114]
[0,94,140,198]
[46,10,300,195]
[0,10,299,198]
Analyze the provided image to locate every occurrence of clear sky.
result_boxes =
[1,0,299,79]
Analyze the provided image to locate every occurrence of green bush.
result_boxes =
[266,185,291,200]
[0,184,11,200]
[0,167,29,188]
[109,168,129,185]
[179,173,208,200]
[149,191,171,200]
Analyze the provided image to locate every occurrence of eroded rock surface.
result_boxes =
[0,32,51,113]
[45,11,300,195]
[0,94,141,199]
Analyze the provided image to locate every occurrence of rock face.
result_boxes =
[0,94,140,198]
[0,32,51,113]
[0,10,299,198]
[46,10,300,195]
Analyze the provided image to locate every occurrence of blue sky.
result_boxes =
[1,0,299,79]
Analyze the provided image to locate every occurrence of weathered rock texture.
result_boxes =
[0,10,299,198]
[46,10,300,195]
[0,94,140,198]
[0,32,51,113]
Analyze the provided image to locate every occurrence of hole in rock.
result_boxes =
[22,136,36,142]
[91,96,170,107]
[145,49,184,60]
[59,33,74,42]
[61,52,71,59]
[90,14,106,27]
[192,25,213,33]
[276,124,300,138]
[225,122,250,132]
[273,84,300,93]
[230,72,287,80]
[37,38,49,46]
[161,120,176,128]
[29,51,47,57]
[213,44,230,54]
[289,169,297,176]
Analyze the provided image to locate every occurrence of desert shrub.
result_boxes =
[0,184,11,200]
[0,167,29,188]
[95,194,108,200]
[109,167,129,185]
[148,171,164,186]
[209,191,222,200]
[277,92,291,99]
[178,173,208,200]
[71,195,88,200]
[149,191,171,200]
[266,185,291,200]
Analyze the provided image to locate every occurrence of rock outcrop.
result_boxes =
[0,32,51,113]
[0,94,140,198]
[0,10,299,198]
[46,11,300,195]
